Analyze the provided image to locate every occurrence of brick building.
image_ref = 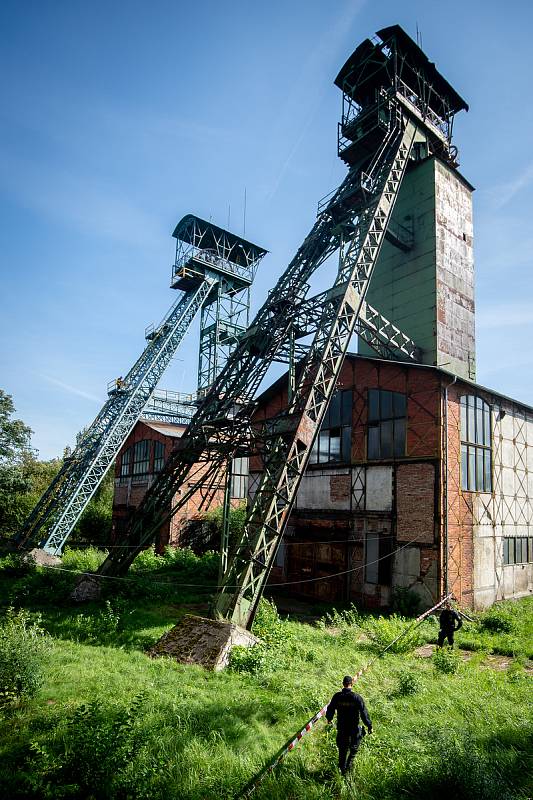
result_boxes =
[112,419,246,549]
[251,354,533,610]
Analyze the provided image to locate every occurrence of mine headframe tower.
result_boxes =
[81,25,468,629]
[15,218,266,555]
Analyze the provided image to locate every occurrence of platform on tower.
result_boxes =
[170,214,267,293]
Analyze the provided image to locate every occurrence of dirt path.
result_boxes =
[415,644,533,673]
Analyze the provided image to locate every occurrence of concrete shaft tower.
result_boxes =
[360,155,475,379]
[341,26,475,380]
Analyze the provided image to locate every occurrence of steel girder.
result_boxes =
[281,292,420,362]
[94,109,418,604]
[16,278,216,554]
[93,162,379,577]
[214,119,417,625]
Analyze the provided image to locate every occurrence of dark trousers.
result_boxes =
[336,727,364,774]
[438,628,455,647]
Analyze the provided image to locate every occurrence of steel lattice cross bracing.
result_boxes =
[16,217,266,555]
[85,25,470,631]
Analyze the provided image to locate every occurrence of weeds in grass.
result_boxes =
[432,645,460,674]
[390,587,421,616]
[317,603,362,630]
[27,693,163,799]
[396,670,421,696]
[362,614,424,654]
[478,604,515,633]
[0,607,49,705]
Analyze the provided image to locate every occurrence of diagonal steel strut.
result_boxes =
[96,105,417,597]
[214,118,417,626]
[16,278,216,554]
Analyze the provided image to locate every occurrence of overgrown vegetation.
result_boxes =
[0,607,49,705]
[0,547,531,799]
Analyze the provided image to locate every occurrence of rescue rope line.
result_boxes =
[26,534,422,591]
[236,593,453,799]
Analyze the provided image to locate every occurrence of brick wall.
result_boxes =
[396,462,436,544]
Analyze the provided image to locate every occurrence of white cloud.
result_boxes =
[487,160,533,209]
[476,303,533,329]
[40,374,102,404]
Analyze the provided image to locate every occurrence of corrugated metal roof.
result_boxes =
[140,420,187,438]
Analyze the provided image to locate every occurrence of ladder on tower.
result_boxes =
[92,105,418,629]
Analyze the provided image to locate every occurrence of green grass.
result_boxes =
[0,551,531,799]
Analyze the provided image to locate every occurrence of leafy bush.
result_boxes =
[61,545,107,573]
[29,693,160,798]
[130,544,219,580]
[397,670,421,696]
[391,587,421,616]
[0,608,49,704]
[0,552,35,577]
[7,567,77,607]
[479,605,515,634]
[362,613,423,654]
[319,602,362,630]
[433,645,460,674]
[229,599,291,676]
[71,600,131,644]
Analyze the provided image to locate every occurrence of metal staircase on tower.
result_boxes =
[15,219,266,555]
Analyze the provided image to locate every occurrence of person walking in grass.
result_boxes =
[437,600,462,648]
[326,675,372,776]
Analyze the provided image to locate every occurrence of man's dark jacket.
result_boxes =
[439,608,462,632]
[326,688,372,733]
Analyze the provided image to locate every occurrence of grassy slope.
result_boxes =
[0,557,531,800]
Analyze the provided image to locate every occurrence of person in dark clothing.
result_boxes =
[438,601,462,647]
[326,675,372,775]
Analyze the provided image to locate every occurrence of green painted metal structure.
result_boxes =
[90,26,468,630]
[15,218,265,555]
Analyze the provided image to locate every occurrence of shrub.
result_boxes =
[319,603,362,630]
[29,693,159,798]
[0,552,35,577]
[252,598,290,646]
[479,605,515,634]
[433,644,460,674]
[391,587,421,616]
[397,670,421,696]
[362,614,423,654]
[71,600,130,644]
[61,545,107,573]
[8,567,76,607]
[229,599,290,675]
[0,608,49,704]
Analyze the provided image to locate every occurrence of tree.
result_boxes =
[0,389,33,495]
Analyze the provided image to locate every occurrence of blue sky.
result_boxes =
[1,0,532,459]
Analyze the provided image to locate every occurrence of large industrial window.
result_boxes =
[120,448,131,477]
[231,456,249,499]
[132,440,151,483]
[367,389,406,459]
[153,441,165,472]
[364,533,393,585]
[503,536,533,565]
[309,390,352,465]
[460,395,492,492]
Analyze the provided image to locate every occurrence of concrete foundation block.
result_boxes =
[27,548,62,567]
[71,575,102,602]
[147,614,259,671]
